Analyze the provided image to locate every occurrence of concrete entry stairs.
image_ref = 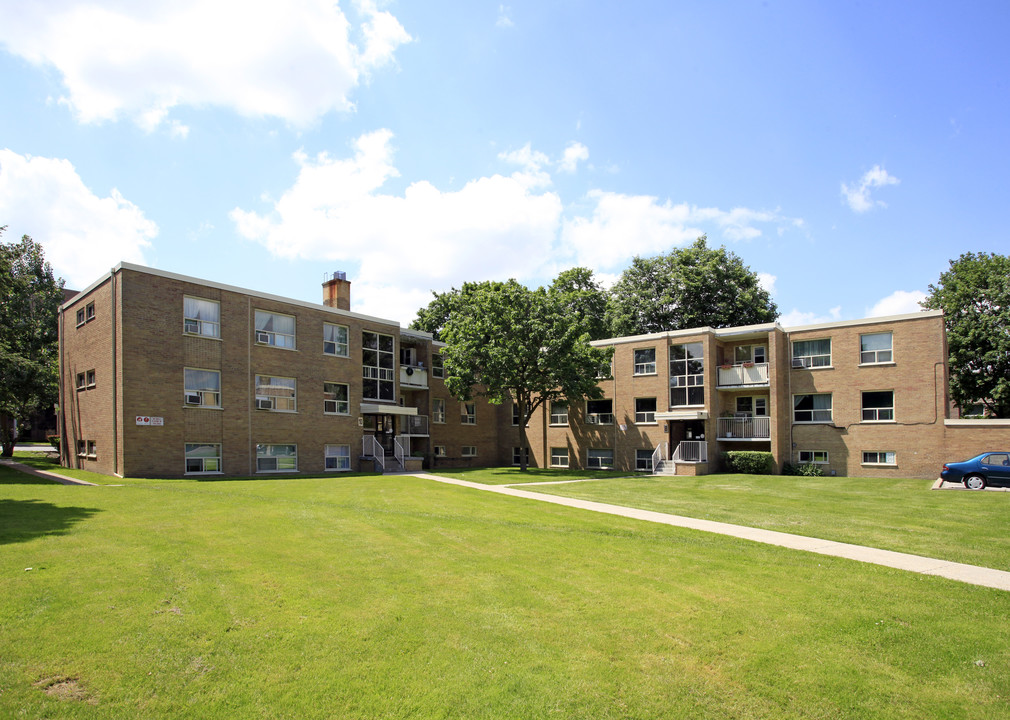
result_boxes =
[652,441,709,476]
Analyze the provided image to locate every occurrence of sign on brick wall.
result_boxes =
[135,416,164,426]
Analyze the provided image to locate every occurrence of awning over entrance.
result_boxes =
[656,410,709,421]
[359,403,418,416]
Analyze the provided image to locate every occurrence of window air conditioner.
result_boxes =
[324,341,336,354]
[256,331,271,344]
[256,397,274,410]
[586,415,597,424]
[185,392,202,405]
[184,320,199,334]
[791,358,805,368]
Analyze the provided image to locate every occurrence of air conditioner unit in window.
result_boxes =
[586,415,597,424]
[185,392,202,405]
[256,331,271,344]
[792,358,806,368]
[324,341,336,354]
[184,319,199,334]
[256,397,274,410]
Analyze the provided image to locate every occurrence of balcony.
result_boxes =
[399,364,428,389]
[717,362,769,388]
[401,414,429,437]
[717,416,770,440]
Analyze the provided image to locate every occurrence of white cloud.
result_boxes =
[757,272,777,296]
[497,5,515,28]
[841,165,900,213]
[779,306,843,328]
[866,289,927,318]
[558,142,589,174]
[0,0,410,130]
[498,143,552,189]
[0,149,156,288]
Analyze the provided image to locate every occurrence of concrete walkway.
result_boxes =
[0,458,97,486]
[414,473,1010,593]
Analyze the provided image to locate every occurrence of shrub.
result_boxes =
[721,451,774,475]
[47,434,60,452]
[782,462,825,477]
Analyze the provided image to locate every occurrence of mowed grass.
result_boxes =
[517,472,1010,570]
[2,465,1010,718]
[431,465,632,485]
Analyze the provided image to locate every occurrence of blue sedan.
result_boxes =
[941,452,1010,490]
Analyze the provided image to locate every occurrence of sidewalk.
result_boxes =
[414,473,1010,593]
[0,458,97,486]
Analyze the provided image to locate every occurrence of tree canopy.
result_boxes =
[0,229,65,455]
[606,236,778,336]
[549,267,609,341]
[921,251,1010,417]
[439,279,611,470]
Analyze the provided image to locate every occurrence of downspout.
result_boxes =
[111,268,119,476]
[58,305,66,466]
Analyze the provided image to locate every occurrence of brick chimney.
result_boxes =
[322,271,351,311]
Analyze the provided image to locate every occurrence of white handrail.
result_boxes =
[393,437,406,470]
[673,441,707,463]
[362,435,384,472]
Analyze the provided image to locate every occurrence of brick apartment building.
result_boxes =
[59,263,1010,480]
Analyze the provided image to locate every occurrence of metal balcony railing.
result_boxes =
[717,416,771,439]
[672,441,707,463]
[717,362,769,387]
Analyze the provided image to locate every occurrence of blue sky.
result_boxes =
[1,1,1008,327]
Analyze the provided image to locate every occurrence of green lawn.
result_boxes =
[3,465,1010,718]
[519,472,1010,570]
[429,465,633,485]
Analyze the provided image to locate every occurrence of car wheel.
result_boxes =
[964,474,987,491]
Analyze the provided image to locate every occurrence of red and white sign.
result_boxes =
[135,416,164,426]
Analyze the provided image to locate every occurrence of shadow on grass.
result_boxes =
[0,499,102,545]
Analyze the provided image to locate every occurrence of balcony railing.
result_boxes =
[673,441,707,463]
[401,414,429,437]
[399,364,428,389]
[717,416,771,439]
[717,362,769,387]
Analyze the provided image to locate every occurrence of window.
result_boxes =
[184,368,221,407]
[512,447,529,466]
[596,357,613,379]
[635,398,656,424]
[860,332,893,364]
[734,345,766,364]
[255,375,296,411]
[323,382,349,415]
[461,446,477,458]
[636,449,654,472]
[793,394,832,423]
[256,444,297,472]
[323,323,349,357]
[77,370,96,391]
[736,396,767,416]
[792,339,831,368]
[185,443,222,474]
[461,402,476,425]
[86,369,96,388]
[77,302,96,327]
[431,354,444,379]
[862,391,894,422]
[433,445,446,458]
[362,331,395,401]
[184,297,220,338]
[586,399,614,425]
[76,372,86,390]
[77,440,87,457]
[983,453,1010,467]
[634,348,657,375]
[550,401,569,425]
[255,310,296,348]
[551,447,569,468]
[862,451,896,466]
[799,450,828,464]
[512,402,520,426]
[670,342,704,406]
[75,308,86,327]
[325,444,351,471]
[432,398,446,424]
[588,448,614,469]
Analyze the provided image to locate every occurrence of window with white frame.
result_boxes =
[432,398,446,424]
[323,323,349,357]
[77,440,96,458]
[185,443,222,473]
[461,446,477,457]
[860,332,893,364]
[255,375,296,411]
[734,344,766,364]
[461,402,476,425]
[636,449,653,472]
[736,396,767,416]
[635,398,656,423]
[325,444,351,471]
[255,310,296,349]
[433,445,446,458]
[550,401,569,425]
[862,391,894,422]
[184,368,221,407]
[634,348,657,375]
[431,353,444,378]
[792,339,831,368]
[512,447,529,466]
[588,448,614,469]
[256,443,297,472]
[586,399,614,425]
[551,447,569,468]
[323,382,349,415]
[799,450,828,464]
[670,342,704,406]
[184,297,220,338]
[862,451,896,465]
[793,394,832,423]
[362,331,395,401]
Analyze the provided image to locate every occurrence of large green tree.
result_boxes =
[921,251,1010,417]
[410,287,461,341]
[549,267,609,341]
[440,279,611,470]
[606,236,778,336]
[0,229,65,456]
